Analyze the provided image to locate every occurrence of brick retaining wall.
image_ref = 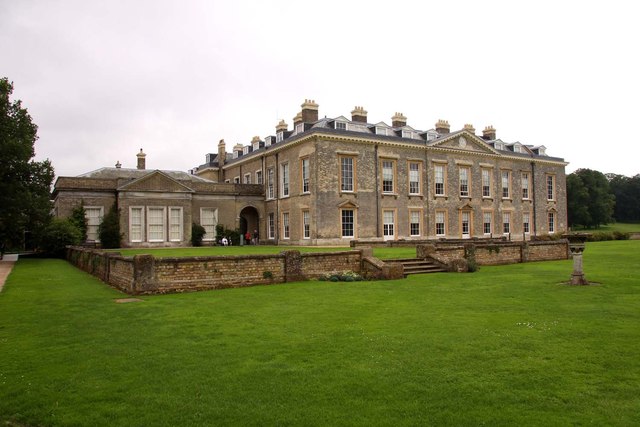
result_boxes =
[66,247,391,295]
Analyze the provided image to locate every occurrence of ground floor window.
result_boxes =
[302,210,310,239]
[383,210,395,240]
[147,207,166,242]
[548,212,556,233]
[503,212,511,234]
[461,211,471,237]
[201,208,218,241]
[409,210,421,236]
[341,209,354,238]
[282,212,290,239]
[268,213,275,239]
[130,207,143,242]
[523,212,530,234]
[84,206,104,242]
[435,211,446,236]
[483,211,492,235]
[169,207,183,242]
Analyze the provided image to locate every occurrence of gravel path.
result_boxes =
[0,254,18,292]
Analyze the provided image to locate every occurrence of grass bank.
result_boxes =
[1,241,639,426]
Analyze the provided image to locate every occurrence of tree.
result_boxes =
[98,204,122,249]
[566,169,615,228]
[0,77,55,252]
[608,174,640,222]
[39,218,82,258]
[69,204,88,242]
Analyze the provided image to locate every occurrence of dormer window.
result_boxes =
[265,136,272,147]
[426,131,438,141]
[295,123,304,134]
[513,144,521,153]
[402,130,414,139]
[276,131,284,143]
[538,147,547,156]
[495,142,505,150]
[336,121,347,131]
[376,126,387,136]
[243,146,250,155]
[252,141,260,151]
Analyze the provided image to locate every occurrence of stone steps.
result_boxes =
[386,258,447,276]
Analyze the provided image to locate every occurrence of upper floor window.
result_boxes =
[382,160,395,194]
[522,172,530,199]
[243,173,251,184]
[276,131,284,143]
[409,162,421,195]
[340,157,355,192]
[267,168,275,199]
[301,158,310,193]
[501,170,511,199]
[547,175,555,200]
[282,212,290,239]
[402,130,414,139]
[459,166,470,197]
[482,169,491,198]
[256,170,263,185]
[295,123,304,134]
[336,121,347,131]
[376,126,387,136]
[281,163,289,197]
[434,164,445,196]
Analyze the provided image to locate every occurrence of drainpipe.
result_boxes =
[275,152,279,245]
[424,144,429,238]
[374,144,380,238]
[531,161,537,238]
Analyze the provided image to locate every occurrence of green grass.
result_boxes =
[1,241,640,426]
[573,221,640,233]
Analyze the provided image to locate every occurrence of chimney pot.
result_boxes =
[136,148,146,170]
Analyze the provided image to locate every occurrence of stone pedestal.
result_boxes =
[563,233,590,285]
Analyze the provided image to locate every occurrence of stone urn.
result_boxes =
[562,233,591,285]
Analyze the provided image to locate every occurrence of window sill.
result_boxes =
[482,197,493,201]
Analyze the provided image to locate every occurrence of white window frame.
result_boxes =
[243,173,251,184]
[302,210,310,239]
[382,160,395,194]
[523,212,531,235]
[336,121,347,131]
[503,211,511,235]
[256,170,263,185]
[281,163,289,198]
[459,166,470,197]
[147,206,166,243]
[376,126,387,136]
[435,211,446,237]
[341,209,355,238]
[409,162,421,195]
[482,169,491,198]
[84,206,104,242]
[340,156,355,193]
[168,207,183,242]
[383,210,395,240]
[522,172,530,200]
[547,175,555,201]
[548,212,556,233]
[409,210,421,237]
[267,168,275,199]
[200,208,218,242]
[434,164,445,196]
[301,157,310,194]
[501,170,511,199]
[268,213,275,239]
[282,212,290,239]
[129,206,144,243]
[483,211,492,235]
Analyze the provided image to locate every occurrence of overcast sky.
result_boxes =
[2,0,639,178]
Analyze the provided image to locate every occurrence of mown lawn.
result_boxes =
[573,221,640,233]
[1,241,639,426]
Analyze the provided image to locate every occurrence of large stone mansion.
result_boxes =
[53,100,568,246]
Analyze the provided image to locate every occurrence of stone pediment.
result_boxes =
[337,199,359,209]
[118,170,194,193]
[430,131,499,155]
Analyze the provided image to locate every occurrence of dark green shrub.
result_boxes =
[263,271,273,280]
[191,223,206,246]
[613,231,630,240]
[69,205,88,242]
[39,218,82,257]
[98,204,122,249]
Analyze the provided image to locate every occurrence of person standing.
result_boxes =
[253,229,259,245]
[244,231,252,245]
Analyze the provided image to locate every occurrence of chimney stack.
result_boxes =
[276,120,288,133]
[300,99,319,123]
[482,126,496,140]
[463,124,476,135]
[435,119,450,135]
[136,148,146,170]
[217,139,226,166]
[351,106,368,123]
[391,112,407,128]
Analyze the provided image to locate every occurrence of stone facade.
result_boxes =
[54,100,568,248]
